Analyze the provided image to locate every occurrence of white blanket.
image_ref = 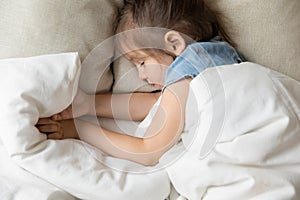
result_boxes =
[1,54,300,200]
[165,62,300,199]
[0,139,77,200]
[0,53,170,200]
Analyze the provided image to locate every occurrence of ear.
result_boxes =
[164,31,186,56]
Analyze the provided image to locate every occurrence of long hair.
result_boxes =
[115,0,233,45]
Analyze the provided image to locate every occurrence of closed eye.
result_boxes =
[139,61,145,68]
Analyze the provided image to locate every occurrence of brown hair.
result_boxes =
[115,0,233,45]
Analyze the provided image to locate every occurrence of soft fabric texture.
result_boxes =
[165,62,300,199]
[113,61,300,199]
[204,0,300,81]
[0,52,80,157]
[0,143,76,200]
[0,53,81,199]
[0,53,170,200]
[0,0,123,93]
[1,54,300,199]
[164,40,243,88]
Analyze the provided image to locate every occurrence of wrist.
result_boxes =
[86,94,94,115]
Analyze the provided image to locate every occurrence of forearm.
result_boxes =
[76,119,161,166]
[75,84,187,166]
[89,92,160,121]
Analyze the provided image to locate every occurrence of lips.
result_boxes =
[147,80,163,89]
[151,83,162,89]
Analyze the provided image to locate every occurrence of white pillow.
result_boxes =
[0,53,81,154]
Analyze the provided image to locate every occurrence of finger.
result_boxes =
[51,114,62,121]
[37,118,58,125]
[37,124,60,133]
[61,110,72,120]
[47,132,64,140]
[52,109,72,121]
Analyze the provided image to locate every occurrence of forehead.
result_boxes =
[115,28,167,57]
[124,50,149,61]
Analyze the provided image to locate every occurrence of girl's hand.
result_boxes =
[52,89,91,121]
[36,118,79,139]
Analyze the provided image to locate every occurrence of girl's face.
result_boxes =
[125,50,174,89]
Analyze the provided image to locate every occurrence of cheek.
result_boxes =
[160,66,168,82]
[146,65,160,78]
[144,58,171,83]
[151,65,168,83]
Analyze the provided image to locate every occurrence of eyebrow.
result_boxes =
[126,52,148,62]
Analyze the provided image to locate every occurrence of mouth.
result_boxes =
[149,83,163,89]
[147,79,163,89]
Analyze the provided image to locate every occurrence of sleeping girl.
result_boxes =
[36,0,244,166]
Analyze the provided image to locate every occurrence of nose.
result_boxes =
[137,67,147,80]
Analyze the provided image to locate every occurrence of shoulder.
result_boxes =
[162,78,192,99]
[196,38,245,63]
[190,39,235,54]
[164,38,245,88]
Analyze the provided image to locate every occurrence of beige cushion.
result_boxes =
[0,0,123,93]
[204,0,300,81]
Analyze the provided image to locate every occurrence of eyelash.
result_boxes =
[139,62,145,67]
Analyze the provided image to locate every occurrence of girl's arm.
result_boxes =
[53,91,161,121]
[93,92,161,121]
[76,79,191,166]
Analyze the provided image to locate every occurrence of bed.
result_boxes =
[0,0,299,199]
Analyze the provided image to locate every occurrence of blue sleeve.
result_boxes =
[163,41,244,88]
